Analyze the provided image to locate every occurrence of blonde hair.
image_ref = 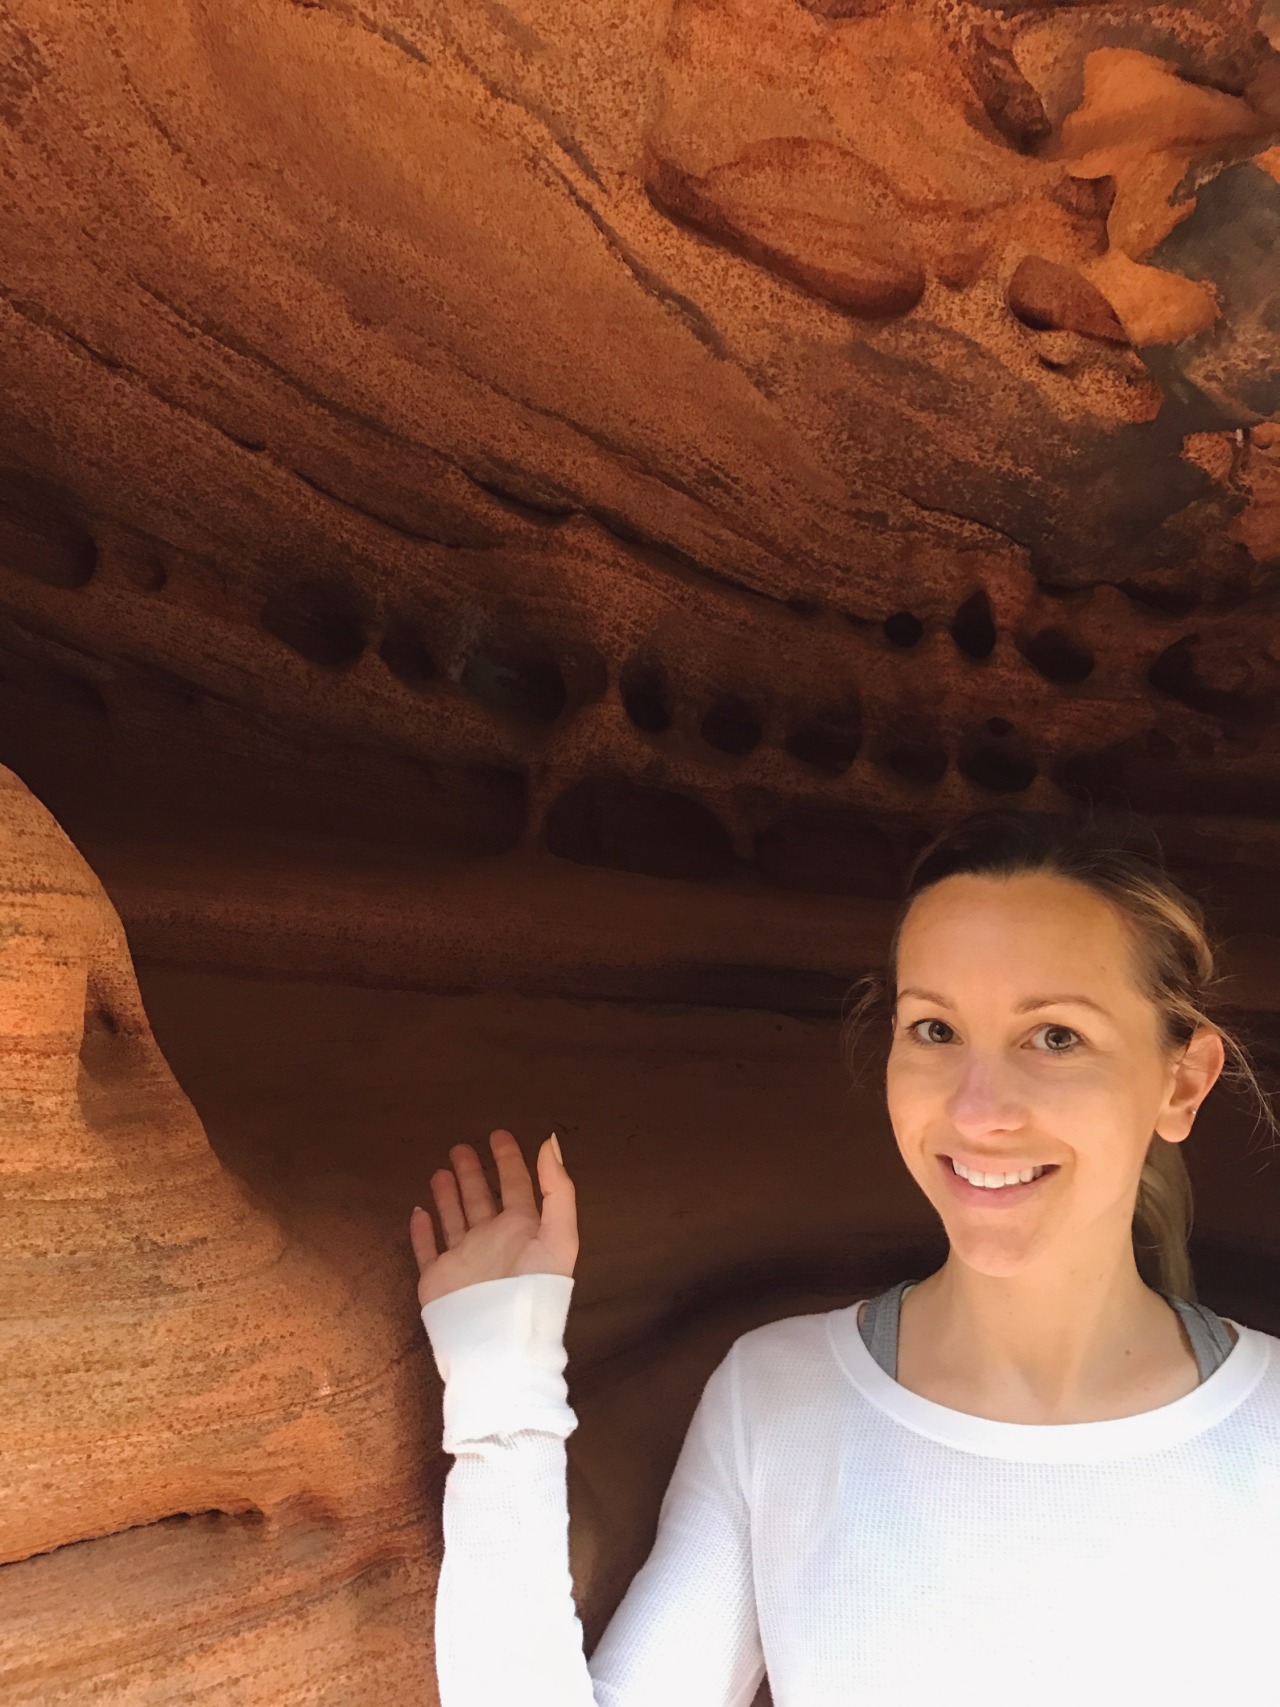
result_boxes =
[840,806,1278,1302]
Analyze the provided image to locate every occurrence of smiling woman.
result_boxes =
[413,805,1280,1707]
[838,807,1274,1423]
[842,807,1277,1304]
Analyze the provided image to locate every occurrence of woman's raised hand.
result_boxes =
[409,1129,579,1309]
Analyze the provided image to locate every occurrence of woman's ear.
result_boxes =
[1160,1026,1226,1143]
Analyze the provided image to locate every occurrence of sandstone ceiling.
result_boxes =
[1,0,1278,920]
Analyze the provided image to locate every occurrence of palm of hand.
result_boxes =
[410,1129,578,1310]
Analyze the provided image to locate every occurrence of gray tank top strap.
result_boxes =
[858,1280,1235,1387]
[859,1278,918,1382]
[1157,1291,1236,1382]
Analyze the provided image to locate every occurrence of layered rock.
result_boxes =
[0,765,438,1701]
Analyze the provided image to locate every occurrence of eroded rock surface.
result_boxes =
[0,766,438,1701]
[0,0,1276,886]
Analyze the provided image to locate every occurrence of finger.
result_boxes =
[431,1167,468,1249]
[451,1141,498,1227]
[408,1204,437,1270]
[535,1133,579,1254]
[490,1128,537,1217]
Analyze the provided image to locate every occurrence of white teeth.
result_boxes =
[952,1159,1047,1188]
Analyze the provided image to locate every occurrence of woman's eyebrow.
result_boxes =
[895,987,1114,1019]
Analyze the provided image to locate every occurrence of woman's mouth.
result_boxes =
[939,1153,1059,1207]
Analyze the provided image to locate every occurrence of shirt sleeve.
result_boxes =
[420,1273,765,1707]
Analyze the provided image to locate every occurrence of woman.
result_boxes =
[408,807,1279,1706]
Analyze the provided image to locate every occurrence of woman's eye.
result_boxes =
[908,1019,954,1045]
[1038,1024,1079,1052]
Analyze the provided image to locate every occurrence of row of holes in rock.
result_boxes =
[544,729,1280,888]
[0,457,1225,651]
[8,638,1276,873]
[0,533,1251,735]
[620,660,864,772]
[265,580,1278,748]
[634,618,1271,739]
[262,581,1071,723]
[261,582,1030,780]
[625,676,1026,786]
[889,591,1097,685]
[266,587,1256,727]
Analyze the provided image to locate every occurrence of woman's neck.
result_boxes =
[896,1264,1205,1424]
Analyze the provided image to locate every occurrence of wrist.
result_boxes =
[420,1272,577,1449]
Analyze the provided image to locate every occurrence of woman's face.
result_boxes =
[885,870,1223,1278]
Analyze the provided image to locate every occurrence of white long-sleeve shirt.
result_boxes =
[420,1274,1279,1707]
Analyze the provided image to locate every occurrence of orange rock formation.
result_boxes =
[0,766,438,1698]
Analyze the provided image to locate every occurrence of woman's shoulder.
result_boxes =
[727,1298,859,1386]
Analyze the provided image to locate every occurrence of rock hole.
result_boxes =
[1052,734,1170,811]
[1147,635,1272,726]
[1007,255,1128,343]
[967,33,1051,154]
[0,471,97,588]
[1019,626,1096,685]
[1047,174,1116,224]
[379,620,439,689]
[961,747,1036,793]
[79,993,124,1079]
[83,1002,120,1038]
[11,659,109,719]
[950,590,996,660]
[882,610,924,648]
[871,713,948,786]
[262,580,367,667]
[700,696,762,757]
[1056,735,1280,817]
[1145,728,1178,761]
[620,659,671,733]
[958,721,1036,793]
[56,673,107,717]
[461,635,567,726]
[472,477,577,523]
[545,778,734,881]
[784,701,861,775]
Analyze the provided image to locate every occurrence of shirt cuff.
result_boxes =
[420,1272,578,1451]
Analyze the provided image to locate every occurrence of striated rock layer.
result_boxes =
[0,766,439,1700]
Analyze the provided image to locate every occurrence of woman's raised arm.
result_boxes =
[412,1131,765,1707]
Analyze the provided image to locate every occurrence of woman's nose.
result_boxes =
[944,1059,1024,1129]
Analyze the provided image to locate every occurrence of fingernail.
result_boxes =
[412,1205,425,1216]
[549,1132,563,1164]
